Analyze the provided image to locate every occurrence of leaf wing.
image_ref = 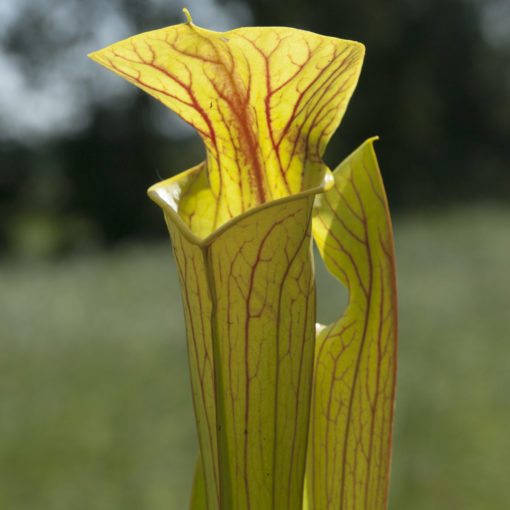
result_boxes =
[189,455,207,510]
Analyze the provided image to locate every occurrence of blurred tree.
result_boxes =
[234,0,510,206]
[0,0,509,256]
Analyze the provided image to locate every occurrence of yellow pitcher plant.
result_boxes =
[90,9,397,510]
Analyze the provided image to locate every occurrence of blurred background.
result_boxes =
[1,0,509,509]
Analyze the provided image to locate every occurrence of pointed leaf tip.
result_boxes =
[182,8,193,24]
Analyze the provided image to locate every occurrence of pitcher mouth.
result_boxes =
[147,165,333,246]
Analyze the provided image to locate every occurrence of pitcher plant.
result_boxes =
[89,9,397,510]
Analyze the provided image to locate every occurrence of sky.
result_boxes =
[0,0,252,144]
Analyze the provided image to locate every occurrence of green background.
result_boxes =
[1,0,509,507]
[2,206,509,509]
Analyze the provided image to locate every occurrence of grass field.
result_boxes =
[1,205,509,509]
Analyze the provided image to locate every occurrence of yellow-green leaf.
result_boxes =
[89,17,364,238]
[189,455,206,510]
[307,138,398,510]
[149,171,326,510]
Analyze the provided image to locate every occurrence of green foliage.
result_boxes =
[1,207,509,509]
